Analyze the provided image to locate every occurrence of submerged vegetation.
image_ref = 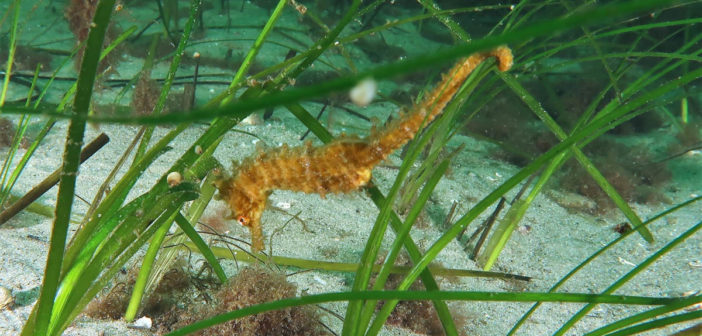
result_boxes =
[0,0,700,335]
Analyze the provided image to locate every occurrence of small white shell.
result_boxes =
[241,113,263,125]
[276,202,291,210]
[349,78,377,107]
[0,286,13,310]
[167,171,182,187]
[130,316,152,329]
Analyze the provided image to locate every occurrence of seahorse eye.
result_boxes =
[237,216,249,227]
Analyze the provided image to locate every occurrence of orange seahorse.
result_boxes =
[216,46,513,252]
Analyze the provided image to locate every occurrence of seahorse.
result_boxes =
[216,46,513,252]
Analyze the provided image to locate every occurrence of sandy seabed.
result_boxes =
[0,113,700,335]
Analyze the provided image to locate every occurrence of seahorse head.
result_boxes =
[215,175,268,228]
[214,173,269,251]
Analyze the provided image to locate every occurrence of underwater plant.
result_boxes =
[0,0,700,335]
[168,265,327,335]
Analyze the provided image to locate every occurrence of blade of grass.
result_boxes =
[558,0,624,99]
[220,0,287,105]
[0,65,38,205]
[0,0,21,106]
[48,193,153,328]
[29,1,116,334]
[81,128,145,224]
[173,212,227,282]
[154,0,176,45]
[123,211,179,322]
[283,0,362,83]
[64,192,153,284]
[0,4,43,211]
[53,184,200,334]
[476,150,562,272]
[134,0,200,164]
[124,180,224,322]
[176,242,530,280]
[357,159,450,333]
[417,0,470,42]
[0,119,56,207]
[285,102,333,143]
